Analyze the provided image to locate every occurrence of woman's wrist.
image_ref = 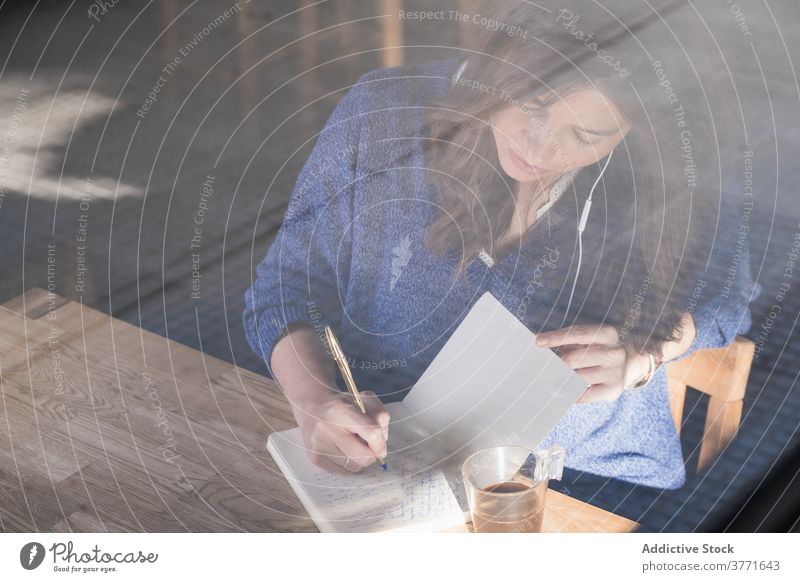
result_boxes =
[285,374,338,406]
[660,312,697,362]
[625,313,695,391]
[270,321,342,425]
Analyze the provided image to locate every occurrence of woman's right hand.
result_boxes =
[293,389,390,473]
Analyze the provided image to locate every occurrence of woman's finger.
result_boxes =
[340,405,388,460]
[361,390,390,442]
[320,453,355,474]
[321,443,363,473]
[536,324,599,347]
[557,345,625,370]
[537,324,619,348]
[307,442,357,474]
[573,365,617,386]
[333,443,366,473]
[332,431,380,470]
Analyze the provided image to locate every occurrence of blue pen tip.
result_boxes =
[382,463,388,471]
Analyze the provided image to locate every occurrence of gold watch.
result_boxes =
[627,353,657,392]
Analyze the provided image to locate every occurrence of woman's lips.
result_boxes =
[506,142,547,176]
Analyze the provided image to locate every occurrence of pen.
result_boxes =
[323,325,389,471]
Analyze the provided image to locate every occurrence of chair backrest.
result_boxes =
[665,336,756,473]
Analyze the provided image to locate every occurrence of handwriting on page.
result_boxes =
[304,432,460,532]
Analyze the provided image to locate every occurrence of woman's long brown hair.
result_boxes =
[424,0,741,357]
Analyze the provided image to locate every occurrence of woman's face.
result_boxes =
[490,88,631,184]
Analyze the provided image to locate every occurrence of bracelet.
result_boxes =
[626,353,656,392]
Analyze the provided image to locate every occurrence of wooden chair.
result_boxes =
[666,336,756,473]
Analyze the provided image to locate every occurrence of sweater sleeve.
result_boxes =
[242,74,369,377]
[674,212,762,361]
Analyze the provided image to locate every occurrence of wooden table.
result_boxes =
[0,288,637,533]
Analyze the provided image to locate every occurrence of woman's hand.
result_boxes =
[535,323,652,403]
[293,389,390,473]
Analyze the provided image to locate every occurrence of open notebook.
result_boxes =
[267,291,589,532]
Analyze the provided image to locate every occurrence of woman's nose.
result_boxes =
[523,121,556,163]
[522,109,547,146]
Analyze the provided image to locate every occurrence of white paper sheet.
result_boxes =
[401,291,589,462]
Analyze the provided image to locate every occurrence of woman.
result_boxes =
[243,1,759,495]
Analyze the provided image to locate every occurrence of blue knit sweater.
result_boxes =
[243,57,761,489]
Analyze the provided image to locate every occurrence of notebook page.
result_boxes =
[267,402,465,533]
[401,291,589,462]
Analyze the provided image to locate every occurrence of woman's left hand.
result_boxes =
[535,323,651,403]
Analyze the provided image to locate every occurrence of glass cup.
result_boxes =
[461,445,565,533]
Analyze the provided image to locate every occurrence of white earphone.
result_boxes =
[560,148,615,328]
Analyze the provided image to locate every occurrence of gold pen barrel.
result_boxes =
[323,325,387,469]
[324,325,366,414]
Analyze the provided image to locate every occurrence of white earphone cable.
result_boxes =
[560,148,615,328]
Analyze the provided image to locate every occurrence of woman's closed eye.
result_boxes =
[572,128,598,147]
[523,101,601,148]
